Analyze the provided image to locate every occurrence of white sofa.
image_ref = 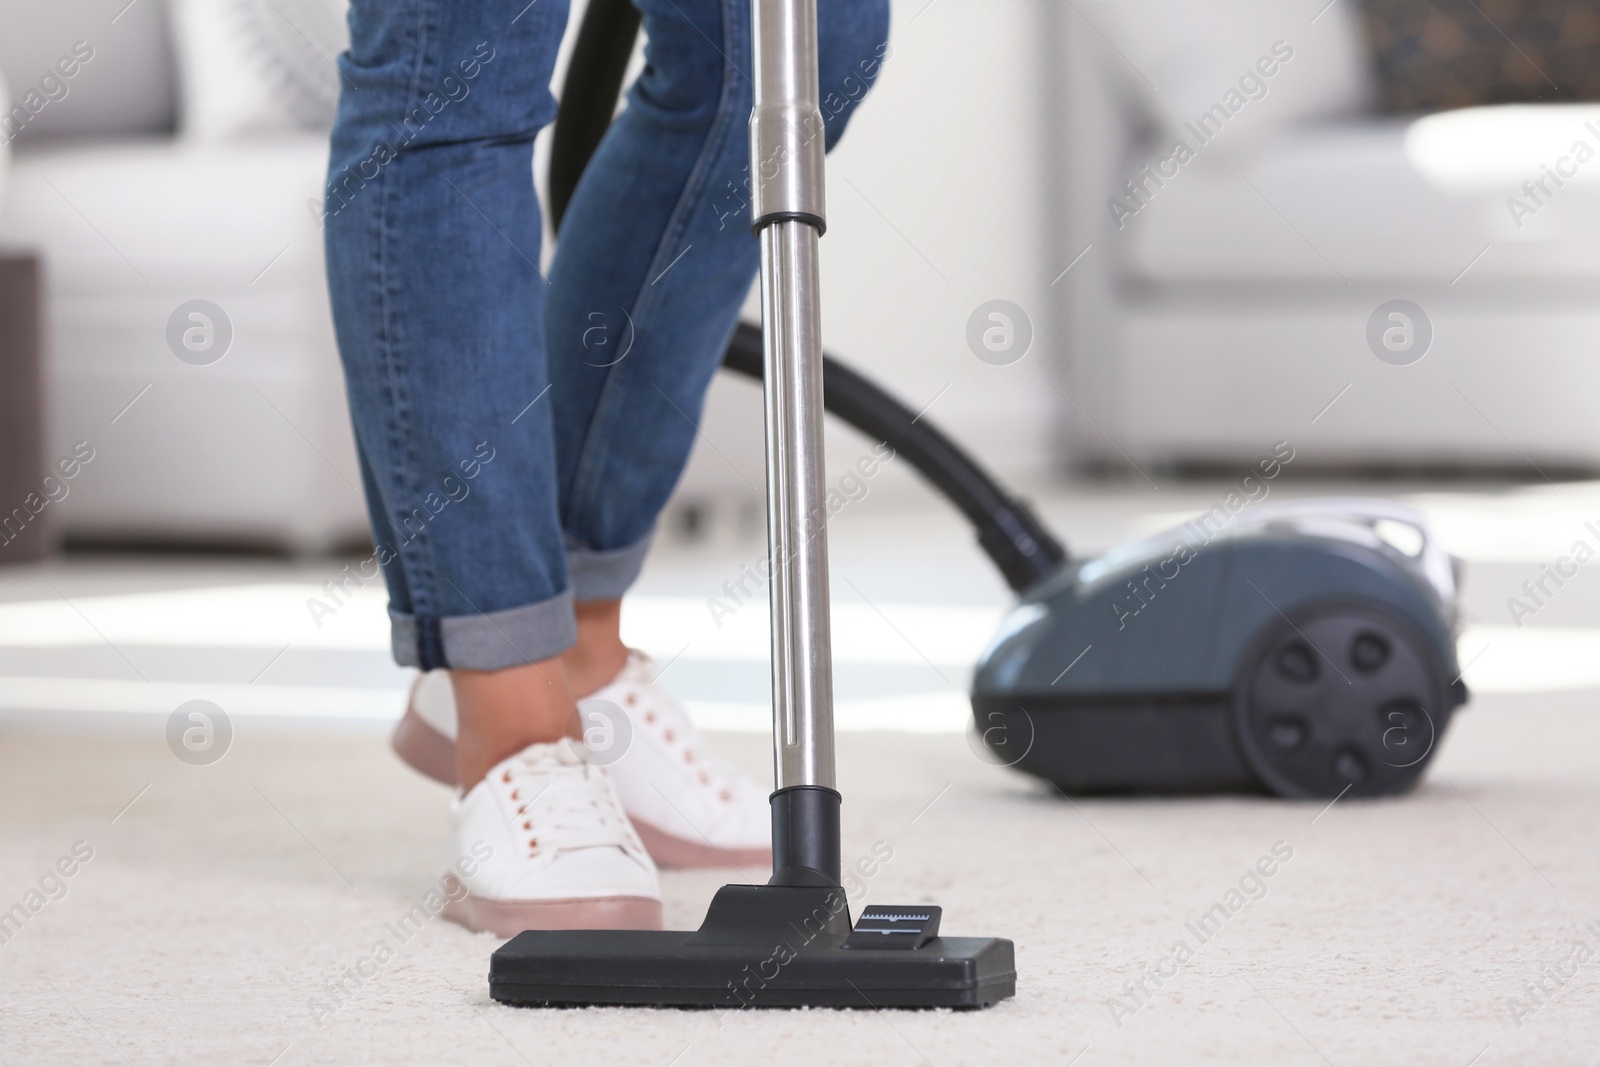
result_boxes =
[0,0,365,551]
[0,0,1081,548]
[1054,0,1600,471]
[12,0,1574,560]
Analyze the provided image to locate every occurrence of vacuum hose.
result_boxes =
[549,0,1068,592]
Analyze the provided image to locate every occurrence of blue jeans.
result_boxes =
[325,0,889,670]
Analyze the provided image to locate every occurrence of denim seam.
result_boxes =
[563,0,748,543]
[627,0,745,330]
[379,0,446,657]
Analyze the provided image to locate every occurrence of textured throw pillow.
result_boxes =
[1360,0,1600,111]
[170,0,348,139]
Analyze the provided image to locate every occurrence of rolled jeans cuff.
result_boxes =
[389,590,577,671]
[565,533,653,602]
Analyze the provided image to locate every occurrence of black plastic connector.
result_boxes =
[769,785,841,887]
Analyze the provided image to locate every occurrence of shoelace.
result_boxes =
[498,744,638,858]
[624,655,747,802]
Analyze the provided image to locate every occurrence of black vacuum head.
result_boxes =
[490,885,1016,1010]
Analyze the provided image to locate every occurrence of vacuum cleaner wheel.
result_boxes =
[1233,602,1449,799]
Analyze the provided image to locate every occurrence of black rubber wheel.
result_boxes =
[1232,602,1450,798]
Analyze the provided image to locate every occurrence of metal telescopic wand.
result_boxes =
[750,0,840,887]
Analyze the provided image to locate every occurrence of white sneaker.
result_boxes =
[395,652,772,869]
[443,738,661,936]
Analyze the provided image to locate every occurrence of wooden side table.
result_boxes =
[0,250,49,563]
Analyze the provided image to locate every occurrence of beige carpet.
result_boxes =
[2,692,1597,1066]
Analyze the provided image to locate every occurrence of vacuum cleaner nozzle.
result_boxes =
[489,885,1017,1010]
[491,0,1017,1014]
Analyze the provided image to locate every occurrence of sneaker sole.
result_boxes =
[392,702,772,871]
[391,686,460,787]
[443,892,662,937]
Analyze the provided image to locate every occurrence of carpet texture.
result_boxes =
[2,691,1597,1066]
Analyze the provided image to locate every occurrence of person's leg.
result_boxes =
[563,599,629,696]
[538,0,891,866]
[547,0,893,615]
[327,0,579,790]
[384,0,892,869]
[327,0,658,932]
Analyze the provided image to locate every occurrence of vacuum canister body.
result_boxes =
[971,501,1468,798]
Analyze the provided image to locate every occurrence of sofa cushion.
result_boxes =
[0,137,330,296]
[0,137,362,548]
[168,0,348,138]
[0,0,178,141]
[1122,102,1600,283]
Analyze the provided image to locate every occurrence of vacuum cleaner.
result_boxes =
[496,0,1471,1011]
[490,0,1017,1010]
[544,0,1471,806]
[969,497,1467,798]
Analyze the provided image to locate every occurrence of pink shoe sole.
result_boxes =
[443,892,662,937]
[391,688,459,787]
[392,699,772,871]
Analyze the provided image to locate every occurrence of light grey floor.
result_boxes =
[2,479,1598,1064]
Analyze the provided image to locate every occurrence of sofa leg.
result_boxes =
[0,251,50,563]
